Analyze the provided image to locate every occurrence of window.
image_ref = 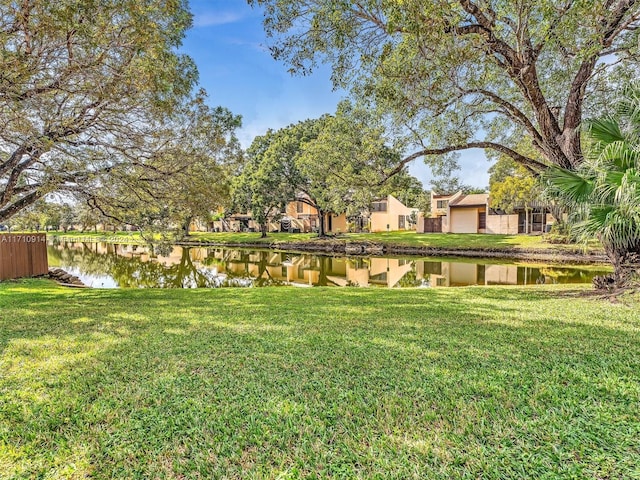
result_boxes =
[296,202,304,213]
[372,201,387,212]
[436,199,449,209]
[398,215,406,229]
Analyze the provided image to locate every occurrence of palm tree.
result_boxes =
[546,86,640,288]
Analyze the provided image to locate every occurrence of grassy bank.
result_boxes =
[43,230,316,245]
[1,280,638,478]
[190,231,565,250]
[42,230,602,254]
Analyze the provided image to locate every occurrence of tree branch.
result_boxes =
[454,0,562,151]
[0,190,45,222]
[562,0,638,164]
[383,141,547,182]
[532,0,575,59]
[461,88,543,144]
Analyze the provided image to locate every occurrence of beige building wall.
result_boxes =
[485,264,518,285]
[449,207,480,233]
[441,214,450,233]
[486,214,519,234]
[189,219,208,232]
[370,195,418,232]
[214,217,262,232]
[327,213,348,233]
[282,201,347,234]
[449,262,479,286]
[431,192,461,218]
[285,201,317,218]
[547,212,558,225]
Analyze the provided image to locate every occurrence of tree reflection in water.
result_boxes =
[47,240,610,288]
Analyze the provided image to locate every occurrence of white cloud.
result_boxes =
[225,38,268,52]
[193,11,244,28]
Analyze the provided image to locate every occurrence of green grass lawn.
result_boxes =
[37,230,602,254]
[189,231,601,253]
[43,230,318,245]
[344,231,552,249]
[188,230,554,249]
[187,231,318,244]
[1,280,638,478]
[31,230,144,243]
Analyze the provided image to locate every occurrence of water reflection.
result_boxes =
[47,241,609,289]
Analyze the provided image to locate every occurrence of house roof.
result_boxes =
[449,193,488,207]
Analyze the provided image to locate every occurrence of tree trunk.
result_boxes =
[525,208,530,234]
[318,210,326,237]
[260,222,268,238]
[182,216,192,238]
[255,251,274,286]
[318,256,329,286]
[604,244,640,289]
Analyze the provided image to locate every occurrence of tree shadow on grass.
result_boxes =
[1,281,640,477]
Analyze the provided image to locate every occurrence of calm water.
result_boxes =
[47,241,610,289]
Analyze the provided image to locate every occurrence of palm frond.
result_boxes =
[585,117,625,147]
[544,166,594,204]
[597,140,639,170]
[546,86,640,274]
[618,85,640,128]
[613,168,640,206]
[583,205,640,252]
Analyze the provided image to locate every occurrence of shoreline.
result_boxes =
[41,232,609,264]
[175,239,609,265]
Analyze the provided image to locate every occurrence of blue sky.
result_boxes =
[180,0,491,189]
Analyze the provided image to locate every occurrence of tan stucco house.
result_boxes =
[369,195,419,232]
[418,191,554,234]
[216,194,417,234]
[213,194,347,234]
[281,197,348,233]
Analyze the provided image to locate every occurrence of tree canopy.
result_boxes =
[251,0,640,174]
[233,103,418,236]
[232,125,302,237]
[82,93,243,238]
[489,156,538,215]
[0,0,199,221]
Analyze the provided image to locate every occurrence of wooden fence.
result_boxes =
[421,217,442,233]
[0,234,49,281]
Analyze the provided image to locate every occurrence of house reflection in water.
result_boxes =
[212,250,418,287]
[48,241,606,288]
[206,249,599,288]
[415,261,548,287]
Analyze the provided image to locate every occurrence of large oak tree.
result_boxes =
[82,93,243,238]
[250,0,640,174]
[233,102,410,237]
[0,0,198,221]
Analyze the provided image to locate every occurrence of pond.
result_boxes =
[47,240,611,289]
